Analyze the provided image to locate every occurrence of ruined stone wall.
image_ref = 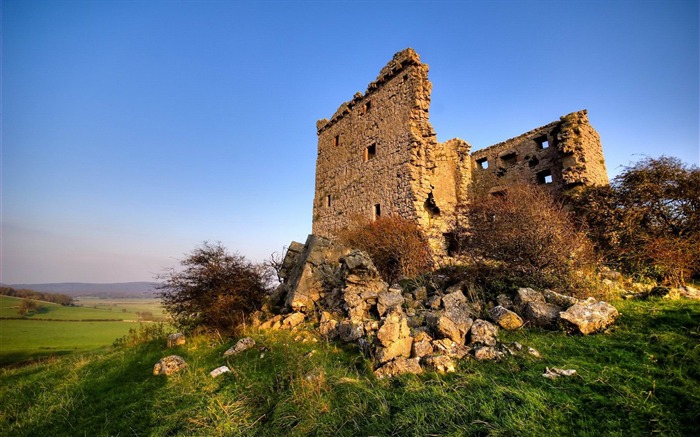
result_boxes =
[470,110,608,196]
[312,49,608,258]
[312,49,468,254]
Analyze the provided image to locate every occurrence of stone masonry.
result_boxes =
[312,48,608,256]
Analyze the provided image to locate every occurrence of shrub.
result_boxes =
[157,242,271,332]
[571,156,700,286]
[451,184,596,290]
[337,215,434,284]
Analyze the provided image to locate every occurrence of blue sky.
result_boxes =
[2,0,698,283]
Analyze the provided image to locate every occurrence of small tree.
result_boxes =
[157,242,271,332]
[18,299,39,316]
[572,156,700,286]
[452,184,595,290]
[337,215,434,284]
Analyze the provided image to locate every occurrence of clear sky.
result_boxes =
[2,0,698,284]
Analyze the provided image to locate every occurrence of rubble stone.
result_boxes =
[489,305,524,330]
[422,355,456,373]
[469,319,499,346]
[374,357,423,379]
[224,337,256,357]
[153,355,187,376]
[559,297,619,335]
[523,301,561,328]
[167,333,185,348]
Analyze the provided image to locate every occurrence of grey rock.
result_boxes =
[442,289,467,310]
[377,287,405,316]
[489,305,524,330]
[469,319,499,346]
[337,321,364,342]
[153,355,187,376]
[422,355,456,373]
[559,297,619,335]
[542,289,579,309]
[374,357,423,379]
[224,337,256,356]
[167,333,185,348]
[523,301,561,329]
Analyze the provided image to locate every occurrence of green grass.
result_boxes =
[0,296,168,365]
[1,298,699,436]
[0,295,166,321]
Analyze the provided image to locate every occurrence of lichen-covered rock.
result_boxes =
[469,319,499,346]
[559,297,619,335]
[515,287,545,312]
[374,357,423,379]
[489,305,524,330]
[423,355,456,373]
[375,307,412,363]
[210,366,230,378]
[442,289,467,310]
[260,314,283,330]
[523,301,561,329]
[337,321,364,342]
[167,333,185,348]
[281,312,305,330]
[432,338,470,359]
[318,311,339,338]
[542,367,576,379]
[496,294,515,310]
[473,346,503,361]
[430,307,473,344]
[153,355,187,376]
[224,337,256,356]
[377,286,405,316]
[427,295,442,310]
[542,289,579,309]
[341,251,388,323]
[411,331,434,358]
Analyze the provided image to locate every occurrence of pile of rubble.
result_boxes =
[256,235,620,378]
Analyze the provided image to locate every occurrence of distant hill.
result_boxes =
[7,282,160,298]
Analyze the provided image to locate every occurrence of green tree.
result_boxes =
[157,242,271,331]
[572,156,700,285]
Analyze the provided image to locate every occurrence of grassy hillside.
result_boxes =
[1,298,699,436]
[0,295,165,321]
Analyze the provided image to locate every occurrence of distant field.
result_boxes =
[0,295,166,321]
[0,295,169,366]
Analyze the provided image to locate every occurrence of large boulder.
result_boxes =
[523,301,561,329]
[374,357,423,379]
[340,251,389,323]
[281,312,305,330]
[542,289,579,309]
[515,287,545,312]
[377,285,405,316]
[375,307,412,363]
[283,235,352,312]
[411,331,434,358]
[469,319,499,346]
[559,297,619,335]
[429,307,473,344]
[153,355,187,376]
[489,306,524,331]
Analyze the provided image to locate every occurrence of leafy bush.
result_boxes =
[571,156,700,286]
[451,183,596,290]
[337,215,434,284]
[157,242,271,332]
[112,323,171,348]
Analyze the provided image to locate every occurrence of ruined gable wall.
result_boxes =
[470,110,608,196]
[312,49,432,239]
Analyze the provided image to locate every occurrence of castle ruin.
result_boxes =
[312,48,608,255]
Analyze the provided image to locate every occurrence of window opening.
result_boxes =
[528,156,539,167]
[535,136,550,149]
[364,101,371,114]
[326,195,331,207]
[373,203,381,220]
[476,157,489,169]
[537,169,553,184]
[333,135,339,147]
[500,152,517,166]
[364,143,376,161]
[424,192,441,217]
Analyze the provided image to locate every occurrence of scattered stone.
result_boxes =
[411,331,434,358]
[431,307,473,344]
[527,347,541,358]
[375,307,412,363]
[559,298,619,335]
[422,355,456,373]
[469,319,499,346]
[511,341,523,351]
[153,355,187,376]
[496,294,514,310]
[377,286,405,316]
[515,287,545,312]
[432,338,470,359]
[281,312,305,330]
[210,366,230,378]
[523,301,561,329]
[427,295,442,310]
[442,289,467,310]
[473,346,503,361]
[542,367,576,379]
[681,285,700,300]
[260,314,283,330]
[341,251,388,323]
[542,290,579,309]
[318,311,339,338]
[338,321,364,343]
[224,337,255,357]
[489,305,524,330]
[374,357,423,379]
[167,333,186,348]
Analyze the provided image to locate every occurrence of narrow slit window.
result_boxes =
[373,203,381,219]
[364,101,371,114]
[476,157,489,169]
[364,144,376,161]
[333,135,339,147]
[326,195,331,207]
[537,169,553,184]
[535,136,549,149]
